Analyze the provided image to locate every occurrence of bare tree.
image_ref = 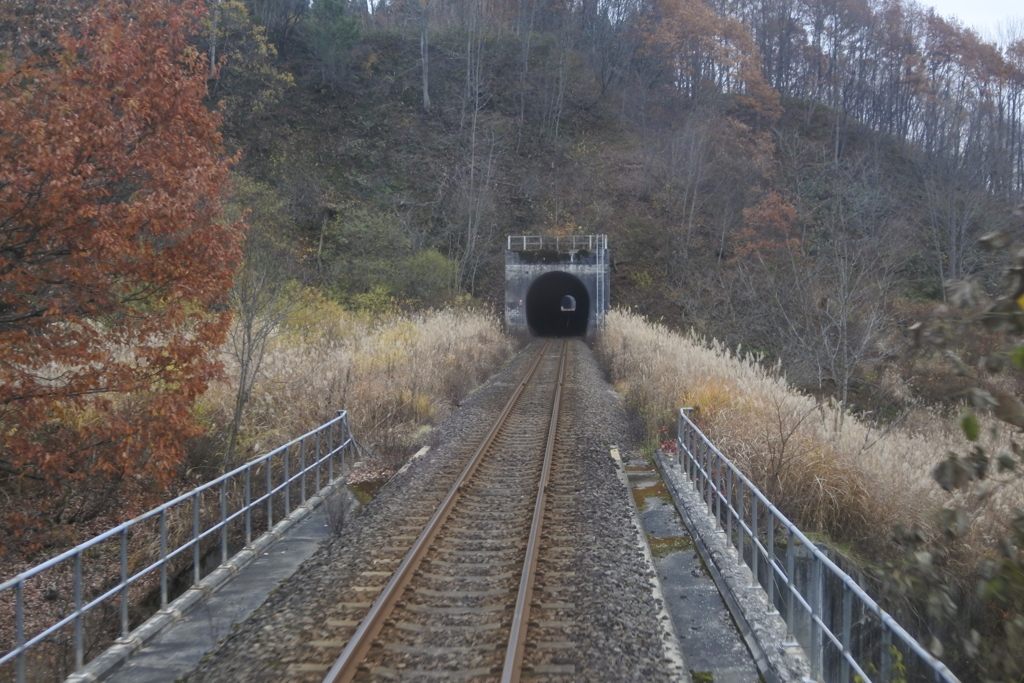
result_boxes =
[920,164,988,293]
[445,9,504,295]
[223,182,304,469]
[729,157,906,416]
[249,0,307,48]
[419,0,431,111]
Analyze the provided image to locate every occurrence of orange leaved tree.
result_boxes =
[0,0,243,538]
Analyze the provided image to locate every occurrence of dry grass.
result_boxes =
[0,305,515,681]
[596,309,1024,565]
[200,303,517,477]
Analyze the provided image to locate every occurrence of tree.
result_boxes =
[200,0,294,134]
[637,0,782,120]
[302,0,360,89]
[222,178,300,468]
[248,0,307,49]
[0,0,243,515]
[418,0,432,111]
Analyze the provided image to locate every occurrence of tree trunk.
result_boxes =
[420,0,431,111]
[208,0,219,81]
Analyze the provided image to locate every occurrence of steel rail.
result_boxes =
[501,339,567,682]
[322,340,555,683]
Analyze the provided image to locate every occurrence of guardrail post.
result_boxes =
[690,431,697,481]
[193,491,201,584]
[881,625,893,682]
[300,437,306,504]
[751,496,759,588]
[786,528,796,639]
[244,468,252,546]
[120,527,129,638]
[677,410,686,467]
[695,439,703,495]
[315,430,322,492]
[699,441,707,506]
[342,419,350,474]
[727,468,733,543]
[266,461,273,531]
[681,428,689,476]
[714,450,722,531]
[767,514,776,610]
[220,479,228,565]
[706,444,713,510]
[329,418,336,481]
[841,582,852,682]
[74,550,83,669]
[741,479,749,565]
[16,579,24,683]
[284,445,291,516]
[811,554,823,678]
[160,510,168,608]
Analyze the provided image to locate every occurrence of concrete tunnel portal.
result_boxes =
[525,271,591,337]
[505,235,609,338]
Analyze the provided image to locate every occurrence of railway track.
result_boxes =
[288,339,576,682]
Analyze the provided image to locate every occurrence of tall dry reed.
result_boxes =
[596,309,1022,564]
[200,305,517,474]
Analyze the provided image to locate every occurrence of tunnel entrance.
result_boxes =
[526,271,590,337]
[505,235,608,337]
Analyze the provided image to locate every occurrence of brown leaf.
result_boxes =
[982,353,1005,373]
[945,279,982,308]
[979,229,1013,251]
[933,455,974,491]
[993,391,1024,429]
[939,508,968,538]
[945,350,970,376]
[980,298,1018,331]
[969,388,997,411]
[908,321,923,348]
[1006,268,1024,298]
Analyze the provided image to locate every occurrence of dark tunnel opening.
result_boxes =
[526,271,590,337]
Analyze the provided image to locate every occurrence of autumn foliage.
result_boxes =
[734,191,799,258]
[638,0,782,122]
[0,0,243,527]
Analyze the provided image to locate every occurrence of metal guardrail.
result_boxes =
[506,234,607,251]
[0,411,360,683]
[675,408,960,683]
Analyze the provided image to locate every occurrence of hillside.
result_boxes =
[212,0,1023,419]
[4,0,1024,678]
[4,0,1020,488]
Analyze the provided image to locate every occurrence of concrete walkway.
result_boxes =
[623,455,762,683]
[106,505,334,683]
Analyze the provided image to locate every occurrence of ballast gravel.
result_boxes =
[186,339,684,682]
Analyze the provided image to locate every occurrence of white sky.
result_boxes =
[925,0,1023,43]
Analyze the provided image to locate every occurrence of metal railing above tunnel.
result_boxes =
[507,234,607,251]
[673,408,960,683]
[0,411,363,683]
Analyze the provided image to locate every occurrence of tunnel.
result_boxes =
[525,271,590,337]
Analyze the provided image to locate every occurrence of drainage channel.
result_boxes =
[621,450,763,683]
